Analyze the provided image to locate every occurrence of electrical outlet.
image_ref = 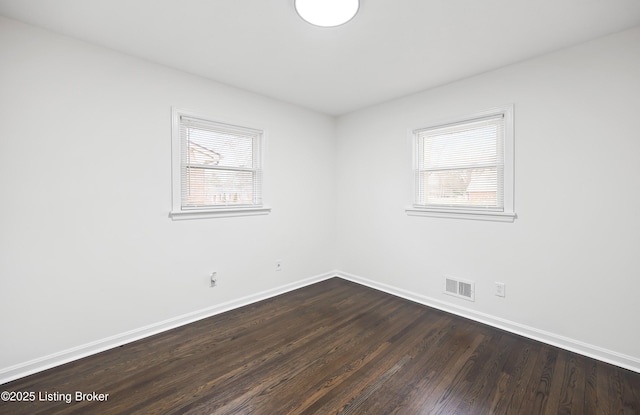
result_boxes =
[275,260,282,272]
[210,271,217,287]
[495,282,505,297]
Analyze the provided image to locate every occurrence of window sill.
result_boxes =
[170,206,271,220]
[405,207,516,222]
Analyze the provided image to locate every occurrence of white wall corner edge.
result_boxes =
[334,270,640,374]
[0,271,336,386]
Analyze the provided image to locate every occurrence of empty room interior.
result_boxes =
[1,0,639,413]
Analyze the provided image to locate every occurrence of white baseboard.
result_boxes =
[0,271,335,385]
[334,270,640,374]
[3,269,638,385]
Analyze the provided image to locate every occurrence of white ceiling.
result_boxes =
[1,0,640,115]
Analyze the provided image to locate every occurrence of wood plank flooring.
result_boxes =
[1,278,639,414]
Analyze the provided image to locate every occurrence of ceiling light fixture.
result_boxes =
[295,0,360,28]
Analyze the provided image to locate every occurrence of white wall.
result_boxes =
[2,14,639,381]
[335,26,640,365]
[0,16,337,375]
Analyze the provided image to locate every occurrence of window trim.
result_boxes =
[405,105,516,222]
[169,107,271,220]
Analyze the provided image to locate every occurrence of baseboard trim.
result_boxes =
[0,271,334,385]
[3,269,638,384]
[335,270,640,374]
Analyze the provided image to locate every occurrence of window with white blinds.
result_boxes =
[170,109,270,219]
[408,106,515,222]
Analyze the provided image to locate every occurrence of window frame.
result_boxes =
[170,108,271,220]
[406,105,516,222]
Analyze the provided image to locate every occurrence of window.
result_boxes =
[406,106,515,222]
[170,108,270,219]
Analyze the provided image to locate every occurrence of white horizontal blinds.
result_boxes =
[180,116,262,209]
[415,114,504,210]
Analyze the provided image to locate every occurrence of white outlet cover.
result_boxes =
[495,282,506,297]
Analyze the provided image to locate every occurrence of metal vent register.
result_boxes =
[444,276,475,301]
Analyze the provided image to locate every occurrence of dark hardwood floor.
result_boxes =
[2,278,639,414]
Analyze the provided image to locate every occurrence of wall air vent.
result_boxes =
[444,276,475,301]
